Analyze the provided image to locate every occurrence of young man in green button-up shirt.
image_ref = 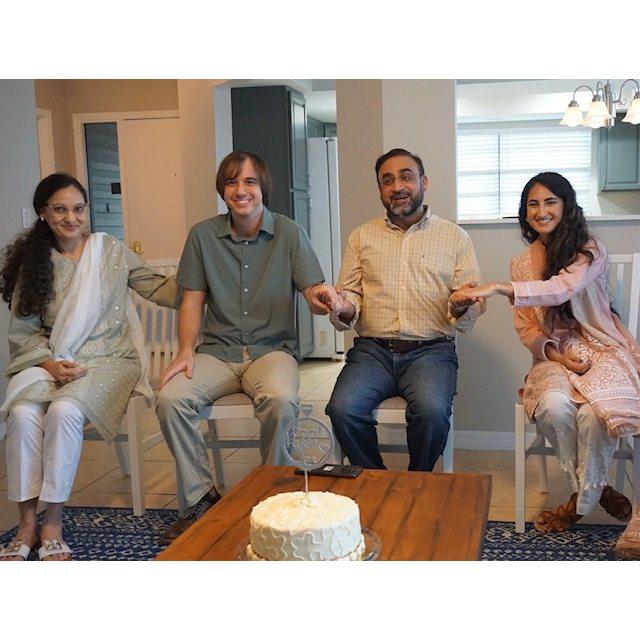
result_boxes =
[156,151,338,543]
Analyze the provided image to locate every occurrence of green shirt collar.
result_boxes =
[216,206,275,239]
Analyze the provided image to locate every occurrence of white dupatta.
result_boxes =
[0,233,152,438]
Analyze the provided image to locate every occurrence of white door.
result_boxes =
[119,117,186,259]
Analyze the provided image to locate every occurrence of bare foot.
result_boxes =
[39,523,71,561]
[0,524,39,561]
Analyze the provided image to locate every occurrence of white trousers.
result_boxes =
[534,391,618,515]
[5,400,86,503]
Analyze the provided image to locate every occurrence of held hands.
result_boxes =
[449,281,514,310]
[449,281,485,316]
[306,284,346,316]
[39,360,88,384]
[159,349,195,388]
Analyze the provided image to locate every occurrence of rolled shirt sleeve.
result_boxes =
[290,225,325,291]
[331,230,362,332]
[446,228,486,333]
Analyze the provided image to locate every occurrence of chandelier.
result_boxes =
[559,79,640,129]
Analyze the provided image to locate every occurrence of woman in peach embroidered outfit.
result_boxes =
[451,172,640,538]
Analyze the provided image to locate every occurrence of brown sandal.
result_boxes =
[534,493,583,533]
[599,485,632,522]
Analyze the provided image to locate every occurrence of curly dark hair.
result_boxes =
[0,173,88,318]
[517,172,594,326]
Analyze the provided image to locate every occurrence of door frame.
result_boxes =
[72,110,179,245]
[36,107,56,178]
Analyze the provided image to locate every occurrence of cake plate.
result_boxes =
[237,527,381,561]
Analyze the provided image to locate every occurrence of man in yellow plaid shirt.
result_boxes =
[309,148,485,471]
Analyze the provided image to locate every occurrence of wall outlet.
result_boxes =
[21,207,35,229]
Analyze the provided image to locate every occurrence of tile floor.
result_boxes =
[0,359,631,535]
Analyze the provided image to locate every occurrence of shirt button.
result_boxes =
[115,305,119,310]
[243,311,248,316]
[244,264,248,269]
[244,288,248,293]
[244,241,249,245]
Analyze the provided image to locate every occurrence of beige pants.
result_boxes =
[156,350,299,516]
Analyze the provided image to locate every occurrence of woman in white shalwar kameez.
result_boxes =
[0,173,177,560]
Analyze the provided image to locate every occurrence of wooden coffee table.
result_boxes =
[156,465,491,561]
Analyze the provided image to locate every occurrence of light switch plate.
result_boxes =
[22,207,35,229]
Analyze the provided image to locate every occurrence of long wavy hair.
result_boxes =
[0,173,88,318]
[517,172,594,326]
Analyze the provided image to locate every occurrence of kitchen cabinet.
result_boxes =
[598,114,640,191]
[231,85,314,358]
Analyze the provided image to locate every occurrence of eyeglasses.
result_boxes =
[45,203,90,218]
[379,172,420,188]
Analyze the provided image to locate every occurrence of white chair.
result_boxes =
[83,259,179,516]
[375,397,454,472]
[199,394,257,488]
[514,252,640,532]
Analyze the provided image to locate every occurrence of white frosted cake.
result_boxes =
[246,491,365,561]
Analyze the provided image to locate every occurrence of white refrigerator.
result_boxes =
[307,137,345,359]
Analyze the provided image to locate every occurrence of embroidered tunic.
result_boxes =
[510,237,640,437]
[5,235,177,442]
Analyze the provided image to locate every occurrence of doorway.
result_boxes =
[72,110,187,259]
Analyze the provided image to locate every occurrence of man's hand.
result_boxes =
[39,359,88,384]
[304,283,344,315]
[159,349,195,388]
[449,281,482,317]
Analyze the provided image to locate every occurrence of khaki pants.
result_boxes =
[156,350,299,516]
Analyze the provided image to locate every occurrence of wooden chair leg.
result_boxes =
[207,419,226,488]
[515,404,527,533]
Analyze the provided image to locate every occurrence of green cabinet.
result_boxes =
[598,114,640,191]
[230,85,314,358]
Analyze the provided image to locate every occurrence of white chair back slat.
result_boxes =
[628,253,640,339]
[608,253,640,339]
[130,258,180,382]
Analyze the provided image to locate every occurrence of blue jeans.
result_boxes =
[326,337,457,471]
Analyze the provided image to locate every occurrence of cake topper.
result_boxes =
[283,404,335,495]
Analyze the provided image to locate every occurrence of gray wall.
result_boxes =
[0,80,41,397]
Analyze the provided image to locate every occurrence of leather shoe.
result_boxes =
[160,487,222,545]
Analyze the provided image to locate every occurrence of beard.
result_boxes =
[384,187,424,219]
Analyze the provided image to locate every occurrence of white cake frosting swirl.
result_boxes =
[246,491,364,561]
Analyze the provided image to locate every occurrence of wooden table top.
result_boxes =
[156,465,492,561]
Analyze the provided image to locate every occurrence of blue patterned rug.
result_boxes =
[0,507,628,560]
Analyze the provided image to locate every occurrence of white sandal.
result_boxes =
[38,538,72,561]
[0,538,37,561]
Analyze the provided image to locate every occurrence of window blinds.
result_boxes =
[457,128,592,221]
